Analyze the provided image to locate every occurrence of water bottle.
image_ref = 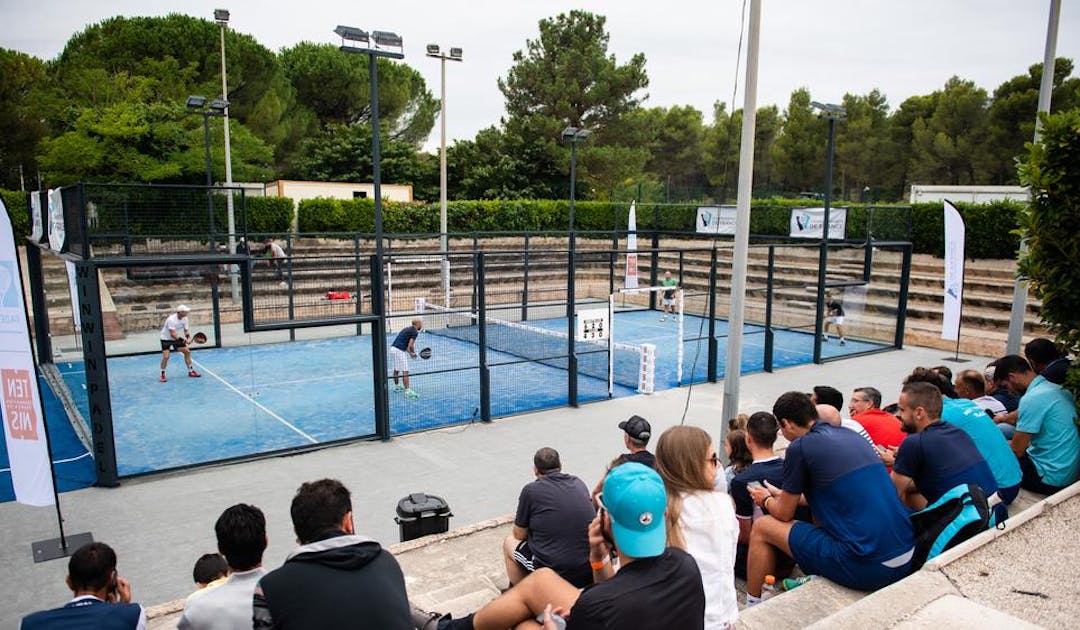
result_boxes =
[781,575,812,591]
[761,575,778,600]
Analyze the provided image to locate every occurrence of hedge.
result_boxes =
[295,196,1025,259]
[238,196,293,235]
[1,189,30,237]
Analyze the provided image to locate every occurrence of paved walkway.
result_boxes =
[0,344,984,626]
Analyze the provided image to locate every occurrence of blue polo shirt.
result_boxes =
[392,326,419,351]
[1017,375,1080,488]
[782,422,913,561]
[941,397,1022,491]
[893,421,998,505]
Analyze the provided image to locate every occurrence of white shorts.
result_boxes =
[662,297,675,306]
[827,316,845,325]
[391,347,410,372]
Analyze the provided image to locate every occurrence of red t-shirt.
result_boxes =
[854,408,907,449]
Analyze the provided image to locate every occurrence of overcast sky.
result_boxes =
[2,1,1076,153]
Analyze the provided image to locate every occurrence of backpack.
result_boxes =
[909,483,993,571]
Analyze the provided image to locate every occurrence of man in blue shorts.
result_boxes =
[746,392,913,602]
[391,319,423,399]
[890,382,1005,522]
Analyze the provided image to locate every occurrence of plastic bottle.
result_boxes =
[761,575,778,601]
[780,575,812,591]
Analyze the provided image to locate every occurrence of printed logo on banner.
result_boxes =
[0,261,22,329]
[795,212,811,231]
[2,368,39,440]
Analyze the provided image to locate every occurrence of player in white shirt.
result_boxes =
[159,305,201,382]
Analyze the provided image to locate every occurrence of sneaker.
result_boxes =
[404,388,420,399]
[279,281,288,289]
[159,373,167,383]
[660,316,667,322]
[188,369,202,378]
[392,383,405,392]
[410,606,446,630]
[839,338,846,346]
[821,335,829,342]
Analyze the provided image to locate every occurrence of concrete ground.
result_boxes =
[0,344,986,626]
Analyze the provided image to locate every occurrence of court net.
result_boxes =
[417,298,653,393]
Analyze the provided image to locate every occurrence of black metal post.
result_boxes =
[286,233,295,342]
[895,244,912,349]
[650,205,660,310]
[202,115,216,253]
[25,245,53,363]
[765,246,776,372]
[211,278,222,349]
[567,143,578,407]
[354,234,363,336]
[707,247,718,383]
[522,233,530,321]
[863,206,873,282]
[74,260,119,486]
[477,252,491,422]
[369,255,390,440]
[813,117,838,365]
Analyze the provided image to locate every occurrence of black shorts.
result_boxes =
[161,338,187,351]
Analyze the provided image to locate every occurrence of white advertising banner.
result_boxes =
[47,187,65,252]
[942,200,965,341]
[789,207,848,239]
[624,201,639,289]
[0,198,55,506]
[65,261,81,331]
[30,192,43,242]
[696,205,738,235]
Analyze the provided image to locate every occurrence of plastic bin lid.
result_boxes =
[396,492,451,518]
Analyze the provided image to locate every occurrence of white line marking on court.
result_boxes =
[193,359,319,444]
[0,451,93,473]
[258,370,368,388]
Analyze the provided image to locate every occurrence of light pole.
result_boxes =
[215,8,239,304]
[186,95,228,248]
[336,24,404,440]
[426,43,463,309]
[809,101,846,363]
[561,126,591,407]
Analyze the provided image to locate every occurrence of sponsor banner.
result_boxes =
[625,201,639,289]
[789,207,847,239]
[0,198,55,506]
[30,192,43,242]
[942,200,965,341]
[47,188,65,252]
[696,205,738,235]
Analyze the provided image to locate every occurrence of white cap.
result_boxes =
[177,304,190,313]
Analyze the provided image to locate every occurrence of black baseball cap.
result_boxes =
[618,415,652,442]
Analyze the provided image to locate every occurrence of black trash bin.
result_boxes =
[395,492,453,542]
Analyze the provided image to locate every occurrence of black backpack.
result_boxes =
[909,483,993,571]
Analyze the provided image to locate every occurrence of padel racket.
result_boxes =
[419,347,432,360]
[191,332,208,344]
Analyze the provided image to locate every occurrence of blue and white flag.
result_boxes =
[942,200,965,341]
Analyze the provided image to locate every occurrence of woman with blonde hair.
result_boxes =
[655,425,739,629]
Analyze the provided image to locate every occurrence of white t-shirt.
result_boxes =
[840,418,874,446]
[161,314,190,341]
[678,490,739,630]
[268,242,285,259]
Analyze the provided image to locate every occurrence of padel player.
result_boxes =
[391,318,423,398]
[160,305,201,382]
[660,271,679,322]
[822,290,846,346]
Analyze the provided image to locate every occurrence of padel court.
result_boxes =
[57,309,885,476]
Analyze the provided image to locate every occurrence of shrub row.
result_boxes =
[0,189,31,237]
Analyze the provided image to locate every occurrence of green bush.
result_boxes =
[245,197,293,234]
[1018,108,1080,403]
[1,189,30,236]
[909,200,1022,258]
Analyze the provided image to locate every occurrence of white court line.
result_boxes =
[0,451,93,473]
[193,359,319,444]
[258,369,368,388]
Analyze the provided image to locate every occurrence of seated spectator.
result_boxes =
[849,387,907,452]
[190,553,228,592]
[21,542,145,629]
[889,382,1005,522]
[729,412,811,579]
[954,370,1007,418]
[729,414,749,432]
[811,385,844,411]
[994,355,1080,495]
[903,368,1021,507]
[746,392,913,600]
[723,428,753,489]
[985,361,1020,413]
[931,365,953,382]
[507,448,596,588]
[591,416,655,503]
[418,463,706,630]
[180,504,268,630]
[655,426,739,629]
[254,479,412,629]
[1025,338,1071,386]
[816,403,874,447]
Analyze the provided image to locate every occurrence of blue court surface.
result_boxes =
[56,310,886,476]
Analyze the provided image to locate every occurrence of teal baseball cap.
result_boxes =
[600,462,667,558]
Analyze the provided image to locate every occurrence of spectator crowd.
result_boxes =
[21,339,1078,630]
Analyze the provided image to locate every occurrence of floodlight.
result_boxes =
[214,9,230,23]
[372,30,402,48]
[561,127,592,141]
[335,25,369,43]
[209,98,230,112]
[426,44,440,55]
[186,95,208,109]
[810,101,846,119]
[449,47,463,59]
